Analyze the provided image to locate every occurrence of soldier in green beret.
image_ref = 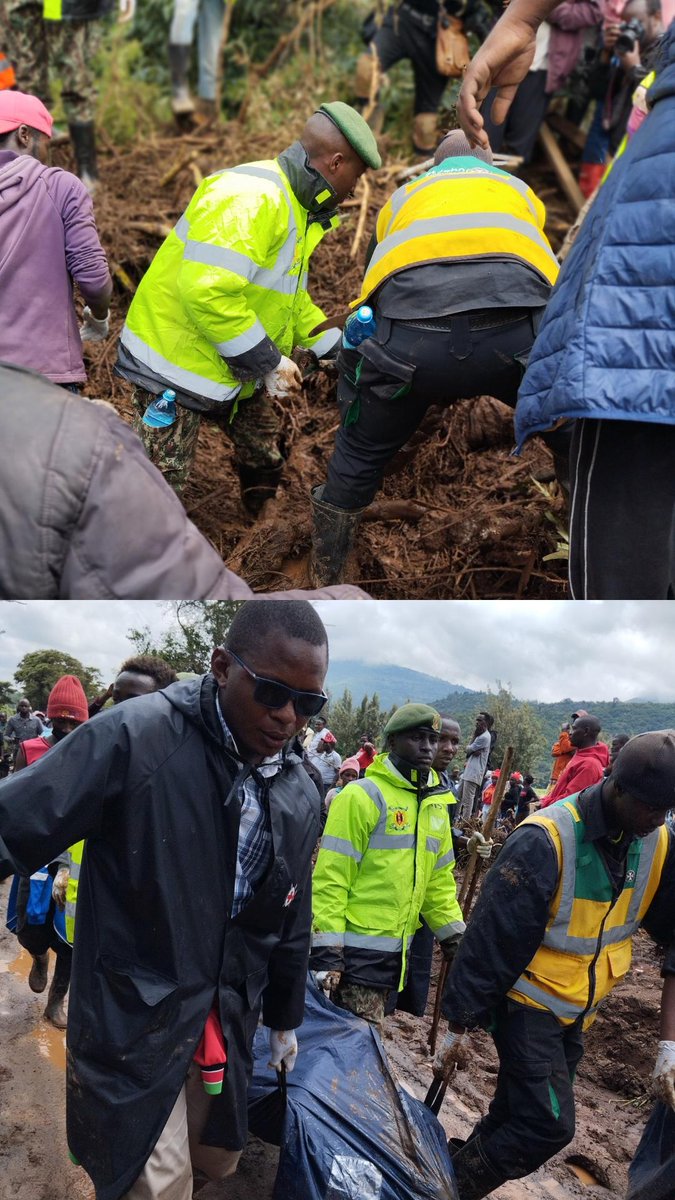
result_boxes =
[310,702,465,1027]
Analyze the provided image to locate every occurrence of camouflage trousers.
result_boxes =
[333,981,387,1029]
[1,0,103,123]
[132,387,284,500]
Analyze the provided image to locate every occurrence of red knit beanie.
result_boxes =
[46,675,88,723]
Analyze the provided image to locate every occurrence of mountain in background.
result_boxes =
[326,660,476,710]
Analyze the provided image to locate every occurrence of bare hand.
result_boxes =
[457,17,538,148]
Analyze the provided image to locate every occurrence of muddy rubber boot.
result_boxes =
[44,951,71,1029]
[28,952,50,994]
[68,122,99,193]
[450,1136,506,1200]
[310,484,364,585]
[169,43,195,118]
[237,463,284,516]
[193,97,218,127]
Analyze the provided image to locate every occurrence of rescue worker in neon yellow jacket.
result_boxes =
[435,731,675,1200]
[310,703,465,1027]
[116,102,381,511]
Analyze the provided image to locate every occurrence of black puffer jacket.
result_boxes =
[0,675,320,1200]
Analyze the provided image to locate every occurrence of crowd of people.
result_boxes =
[1,0,673,599]
[0,599,674,1199]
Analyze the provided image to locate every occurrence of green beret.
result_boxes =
[383,703,442,738]
[319,101,382,170]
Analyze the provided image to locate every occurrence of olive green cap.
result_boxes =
[319,101,382,170]
[383,703,442,737]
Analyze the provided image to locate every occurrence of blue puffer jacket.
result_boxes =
[515,22,675,448]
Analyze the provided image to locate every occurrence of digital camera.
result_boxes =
[615,17,646,54]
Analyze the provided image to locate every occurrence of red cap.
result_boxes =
[0,90,53,137]
[47,675,88,723]
[492,769,501,777]
[322,731,337,745]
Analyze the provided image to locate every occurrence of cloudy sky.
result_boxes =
[1,600,674,703]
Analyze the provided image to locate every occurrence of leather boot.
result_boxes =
[168,43,195,117]
[412,112,438,157]
[44,950,71,1029]
[193,97,218,126]
[28,952,49,994]
[237,463,284,516]
[68,122,99,193]
[450,1135,507,1200]
[310,484,364,586]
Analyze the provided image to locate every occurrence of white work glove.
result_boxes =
[432,1029,469,1078]
[652,1040,675,1108]
[52,867,69,909]
[80,306,110,343]
[263,355,303,399]
[118,0,135,21]
[467,831,493,860]
[312,969,341,995]
[267,1029,298,1073]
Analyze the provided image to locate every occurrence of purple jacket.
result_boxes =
[0,151,111,383]
[547,0,602,95]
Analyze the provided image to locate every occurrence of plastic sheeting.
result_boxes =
[626,1101,675,1200]
[249,977,458,1200]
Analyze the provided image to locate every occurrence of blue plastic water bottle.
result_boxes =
[343,305,377,350]
[142,388,177,428]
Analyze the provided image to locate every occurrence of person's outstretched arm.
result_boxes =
[457,0,561,148]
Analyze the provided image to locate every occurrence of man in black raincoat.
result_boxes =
[0,599,329,1200]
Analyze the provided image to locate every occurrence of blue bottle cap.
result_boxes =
[357,306,373,322]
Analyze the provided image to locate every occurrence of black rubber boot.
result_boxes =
[450,1136,507,1200]
[68,122,98,192]
[310,484,364,586]
[237,463,284,516]
[44,946,72,1029]
[28,952,49,994]
[168,43,195,117]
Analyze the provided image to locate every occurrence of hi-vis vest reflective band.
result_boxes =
[65,840,84,943]
[508,797,669,1028]
[355,159,559,307]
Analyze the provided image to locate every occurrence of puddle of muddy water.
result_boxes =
[6,944,68,1071]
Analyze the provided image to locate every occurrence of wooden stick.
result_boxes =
[457,745,514,912]
[160,149,198,187]
[538,122,585,215]
[349,177,371,260]
[362,47,381,124]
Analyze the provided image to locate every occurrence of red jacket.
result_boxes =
[541,742,609,807]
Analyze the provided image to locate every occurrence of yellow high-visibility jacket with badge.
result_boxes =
[508,796,670,1029]
[118,147,340,410]
[354,157,559,308]
[311,753,465,990]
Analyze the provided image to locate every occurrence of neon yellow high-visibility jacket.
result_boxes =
[117,143,341,411]
[311,753,465,990]
[354,156,559,309]
[64,839,84,943]
[508,796,670,1029]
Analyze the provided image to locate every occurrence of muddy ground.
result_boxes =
[0,873,661,1200]
[52,116,574,599]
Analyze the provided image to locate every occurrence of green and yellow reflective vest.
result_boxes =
[118,151,340,410]
[508,796,670,1028]
[312,753,465,990]
[354,156,559,308]
[65,839,84,943]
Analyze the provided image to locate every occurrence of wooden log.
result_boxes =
[349,176,372,260]
[546,112,586,152]
[538,122,585,214]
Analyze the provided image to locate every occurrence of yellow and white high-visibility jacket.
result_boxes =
[117,142,341,411]
[65,839,84,943]
[310,753,465,990]
[508,796,670,1028]
[354,156,559,308]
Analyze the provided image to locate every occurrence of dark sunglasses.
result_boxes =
[228,650,328,718]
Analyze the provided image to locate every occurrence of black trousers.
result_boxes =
[568,418,675,598]
[369,4,447,115]
[482,70,550,164]
[473,1000,584,1180]
[323,311,538,510]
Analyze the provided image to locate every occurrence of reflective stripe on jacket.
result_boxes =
[354,156,559,307]
[65,839,84,943]
[508,796,670,1028]
[311,753,465,990]
[119,158,338,407]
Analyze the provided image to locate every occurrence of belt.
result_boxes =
[399,308,532,332]
[400,3,437,31]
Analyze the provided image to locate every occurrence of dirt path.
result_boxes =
[0,876,658,1199]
